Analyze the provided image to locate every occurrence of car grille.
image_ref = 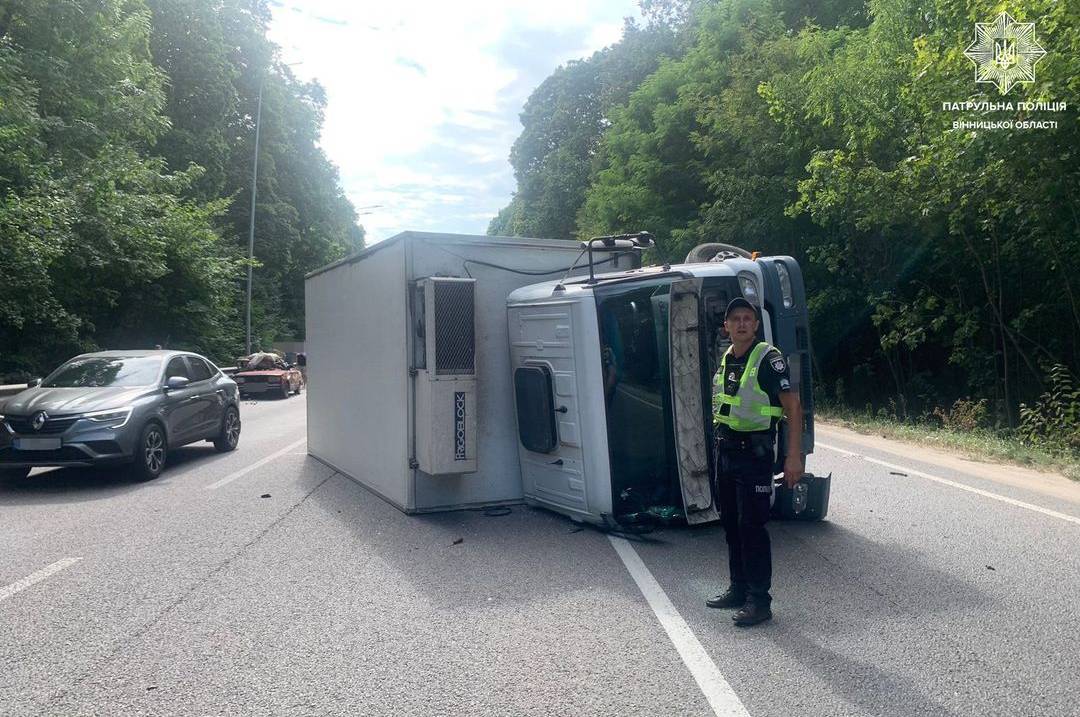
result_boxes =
[4,415,80,435]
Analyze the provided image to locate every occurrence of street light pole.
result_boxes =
[245,77,263,356]
[245,62,301,356]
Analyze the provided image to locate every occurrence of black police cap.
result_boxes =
[724,297,759,319]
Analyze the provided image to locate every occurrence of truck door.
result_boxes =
[509,304,589,516]
[668,279,720,525]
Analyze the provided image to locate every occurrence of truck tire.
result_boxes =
[684,243,753,264]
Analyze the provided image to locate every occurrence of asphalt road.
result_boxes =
[2,397,1077,716]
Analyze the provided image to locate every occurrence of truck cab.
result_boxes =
[507,255,816,527]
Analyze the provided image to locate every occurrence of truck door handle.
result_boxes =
[555,406,568,413]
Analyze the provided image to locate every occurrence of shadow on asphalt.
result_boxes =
[0,443,225,504]
[761,627,963,717]
[306,474,632,610]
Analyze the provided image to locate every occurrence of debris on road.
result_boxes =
[889,471,908,477]
[452,537,464,545]
[261,493,271,499]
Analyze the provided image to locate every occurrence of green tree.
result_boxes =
[574,0,1078,423]
[147,0,363,347]
[0,0,242,374]
[489,20,676,239]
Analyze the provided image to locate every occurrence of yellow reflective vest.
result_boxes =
[712,342,784,432]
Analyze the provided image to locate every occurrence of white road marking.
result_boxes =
[0,558,82,603]
[205,438,307,490]
[817,441,1080,526]
[608,536,752,717]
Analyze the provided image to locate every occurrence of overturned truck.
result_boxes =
[305,231,829,527]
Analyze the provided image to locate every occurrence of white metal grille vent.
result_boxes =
[434,281,475,375]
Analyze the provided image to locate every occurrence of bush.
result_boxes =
[933,398,989,432]
[1019,364,1080,453]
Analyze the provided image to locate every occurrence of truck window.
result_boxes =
[514,366,558,453]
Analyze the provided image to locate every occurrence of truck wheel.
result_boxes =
[130,423,167,481]
[214,407,241,452]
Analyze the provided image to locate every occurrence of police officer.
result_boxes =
[706,297,803,626]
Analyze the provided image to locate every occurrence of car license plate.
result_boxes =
[14,437,61,451]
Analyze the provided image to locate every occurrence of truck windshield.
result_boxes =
[594,279,680,519]
[43,356,163,387]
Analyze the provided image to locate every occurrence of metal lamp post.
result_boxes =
[245,78,263,356]
[245,62,301,356]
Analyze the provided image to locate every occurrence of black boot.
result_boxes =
[732,599,772,626]
[706,585,746,609]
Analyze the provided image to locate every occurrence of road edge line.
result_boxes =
[817,441,1080,526]
[608,535,752,717]
[0,557,83,603]
[205,437,307,490]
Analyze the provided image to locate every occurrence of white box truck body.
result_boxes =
[303,231,636,513]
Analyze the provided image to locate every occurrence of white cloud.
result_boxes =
[268,0,640,244]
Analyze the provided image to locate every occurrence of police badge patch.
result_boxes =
[770,355,786,373]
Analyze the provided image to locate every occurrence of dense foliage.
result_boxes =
[494,0,1079,430]
[0,0,362,379]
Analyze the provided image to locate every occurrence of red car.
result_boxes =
[233,353,303,399]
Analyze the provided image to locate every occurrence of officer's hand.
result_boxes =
[783,455,803,489]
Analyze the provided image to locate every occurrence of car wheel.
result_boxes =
[131,422,167,481]
[0,466,31,483]
[214,406,241,452]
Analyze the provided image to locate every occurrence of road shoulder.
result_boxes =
[817,421,1080,506]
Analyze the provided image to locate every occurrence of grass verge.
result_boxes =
[817,407,1080,482]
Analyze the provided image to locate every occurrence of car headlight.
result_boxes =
[83,406,133,428]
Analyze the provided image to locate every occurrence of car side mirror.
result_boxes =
[27,377,41,387]
[165,376,190,391]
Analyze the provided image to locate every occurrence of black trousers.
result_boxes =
[715,440,773,605]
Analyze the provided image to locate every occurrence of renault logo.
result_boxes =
[31,411,48,431]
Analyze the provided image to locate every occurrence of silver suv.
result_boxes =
[0,350,241,481]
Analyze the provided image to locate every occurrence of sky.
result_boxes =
[267,0,641,244]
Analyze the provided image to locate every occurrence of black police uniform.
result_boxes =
[714,343,792,609]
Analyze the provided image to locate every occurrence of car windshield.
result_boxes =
[42,356,163,388]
